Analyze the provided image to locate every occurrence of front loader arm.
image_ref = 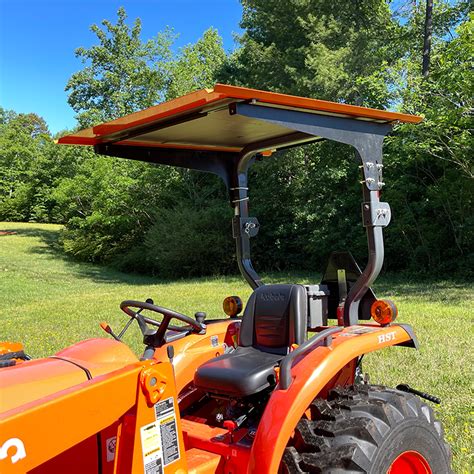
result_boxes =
[249,323,417,474]
[0,361,186,474]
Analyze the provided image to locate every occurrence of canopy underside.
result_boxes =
[58,84,422,153]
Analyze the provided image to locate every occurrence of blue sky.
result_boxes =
[0,0,243,134]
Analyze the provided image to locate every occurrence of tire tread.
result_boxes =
[282,384,452,474]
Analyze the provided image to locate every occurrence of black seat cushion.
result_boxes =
[193,284,307,397]
[193,346,281,397]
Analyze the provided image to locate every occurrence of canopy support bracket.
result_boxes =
[231,102,393,324]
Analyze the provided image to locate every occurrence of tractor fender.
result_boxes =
[248,323,417,474]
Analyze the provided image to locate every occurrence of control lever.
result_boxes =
[101,298,155,340]
[396,383,441,404]
[99,322,121,341]
[223,405,255,443]
[223,420,237,442]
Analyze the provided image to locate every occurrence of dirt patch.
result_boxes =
[0,231,17,236]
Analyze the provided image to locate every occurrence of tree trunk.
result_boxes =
[422,0,433,77]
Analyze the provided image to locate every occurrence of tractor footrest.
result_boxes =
[182,419,250,468]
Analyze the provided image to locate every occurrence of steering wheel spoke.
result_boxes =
[120,299,205,348]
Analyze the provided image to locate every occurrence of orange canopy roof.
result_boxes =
[58,84,422,153]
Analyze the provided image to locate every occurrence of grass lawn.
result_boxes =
[1,222,472,472]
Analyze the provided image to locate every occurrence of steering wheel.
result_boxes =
[120,300,205,347]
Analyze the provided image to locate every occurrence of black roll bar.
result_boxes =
[279,326,344,390]
[231,103,393,325]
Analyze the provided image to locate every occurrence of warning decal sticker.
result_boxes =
[340,326,379,337]
[105,436,116,462]
[140,421,164,474]
[154,397,181,466]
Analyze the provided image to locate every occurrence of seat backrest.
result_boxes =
[239,284,307,355]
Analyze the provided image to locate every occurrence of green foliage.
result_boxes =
[219,0,409,274]
[52,9,229,273]
[1,3,471,278]
[397,12,473,180]
[392,0,470,74]
[66,7,175,127]
[218,0,473,277]
[0,110,53,221]
[55,157,147,261]
[166,28,227,100]
[248,143,365,272]
[380,10,473,275]
[222,0,401,106]
[139,200,234,277]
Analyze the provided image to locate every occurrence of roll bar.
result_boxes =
[95,101,395,326]
[228,103,393,324]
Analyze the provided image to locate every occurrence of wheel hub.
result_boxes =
[388,450,432,474]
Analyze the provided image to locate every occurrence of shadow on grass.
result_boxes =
[5,226,164,286]
[5,226,61,251]
[373,275,473,304]
[6,226,473,302]
[6,226,252,288]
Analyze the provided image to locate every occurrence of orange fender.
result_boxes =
[248,324,416,473]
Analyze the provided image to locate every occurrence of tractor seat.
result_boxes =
[194,346,282,397]
[194,284,307,398]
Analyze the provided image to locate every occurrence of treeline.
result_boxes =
[1,2,472,278]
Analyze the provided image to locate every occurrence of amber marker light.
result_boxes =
[223,296,243,317]
[371,299,398,326]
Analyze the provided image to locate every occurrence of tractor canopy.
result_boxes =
[58,84,421,326]
[59,83,420,155]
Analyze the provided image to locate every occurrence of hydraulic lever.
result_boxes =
[99,322,121,341]
[100,298,154,340]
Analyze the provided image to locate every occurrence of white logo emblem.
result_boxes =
[378,331,396,344]
[0,438,26,464]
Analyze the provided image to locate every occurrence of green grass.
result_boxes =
[1,222,472,472]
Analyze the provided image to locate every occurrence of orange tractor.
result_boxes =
[0,85,452,473]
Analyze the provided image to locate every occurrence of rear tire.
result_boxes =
[281,384,452,473]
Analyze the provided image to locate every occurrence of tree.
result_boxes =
[61,7,176,262]
[7,2,469,277]
[58,9,230,273]
[393,0,470,77]
[218,0,473,276]
[217,0,403,273]
[167,28,227,100]
[221,0,402,107]
[0,110,52,221]
[383,13,473,274]
[422,0,434,76]
[66,7,175,127]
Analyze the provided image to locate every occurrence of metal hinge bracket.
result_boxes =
[360,160,385,191]
[232,217,260,238]
[362,201,391,227]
